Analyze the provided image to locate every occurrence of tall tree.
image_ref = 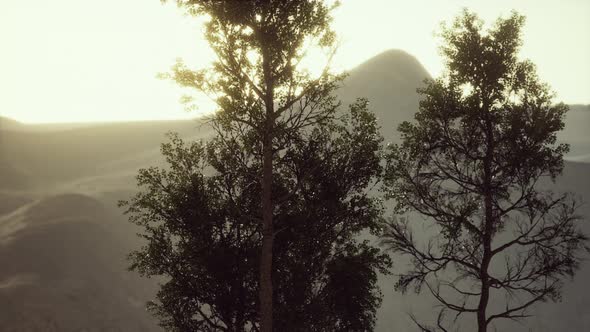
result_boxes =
[381,10,588,332]
[160,2,340,330]
[120,100,390,331]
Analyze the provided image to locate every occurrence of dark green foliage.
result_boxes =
[381,10,588,332]
[121,135,259,330]
[158,3,345,330]
[120,100,391,331]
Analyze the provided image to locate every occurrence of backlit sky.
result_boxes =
[1,0,589,124]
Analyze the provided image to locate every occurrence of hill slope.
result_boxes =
[339,49,431,139]
[0,194,159,332]
[0,119,212,189]
[0,50,588,331]
[0,116,25,131]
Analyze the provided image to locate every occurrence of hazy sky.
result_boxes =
[1,0,589,123]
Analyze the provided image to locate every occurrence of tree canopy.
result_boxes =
[381,10,588,332]
[160,2,344,329]
[120,100,391,331]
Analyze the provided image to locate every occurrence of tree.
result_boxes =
[380,10,588,332]
[120,100,390,331]
[158,2,343,330]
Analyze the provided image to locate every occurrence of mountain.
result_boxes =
[0,117,30,189]
[0,50,589,331]
[0,117,125,132]
[0,119,212,189]
[0,194,159,332]
[339,49,431,139]
[561,104,590,162]
[0,160,29,190]
[0,116,25,131]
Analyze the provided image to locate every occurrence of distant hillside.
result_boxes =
[0,194,159,332]
[0,117,153,132]
[0,161,29,190]
[0,118,30,190]
[0,119,212,189]
[0,50,588,332]
[570,104,590,112]
[339,49,431,140]
[560,104,590,162]
[0,50,432,190]
[0,116,24,131]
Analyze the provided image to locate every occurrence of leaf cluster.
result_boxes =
[381,10,588,330]
[120,101,391,331]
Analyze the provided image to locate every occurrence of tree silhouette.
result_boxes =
[157,2,344,330]
[120,100,391,331]
[381,10,588,332]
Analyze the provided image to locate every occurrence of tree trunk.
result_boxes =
[477,193,492,332]
[260,135,273,332]
[477,237,491,332]
[259,41,274,332]
[477,107,494,332]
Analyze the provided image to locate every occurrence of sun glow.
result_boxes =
[0,0,588,124]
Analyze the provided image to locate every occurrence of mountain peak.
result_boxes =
[338,49,431,139]
[351,49,430,80]
[0,116,23,130]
